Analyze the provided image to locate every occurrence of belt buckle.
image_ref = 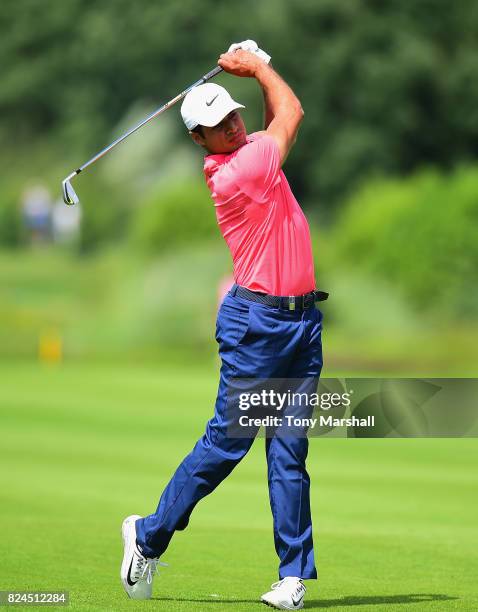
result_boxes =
[288,296,296,311]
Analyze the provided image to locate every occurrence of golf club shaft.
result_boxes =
[72,65,224,176]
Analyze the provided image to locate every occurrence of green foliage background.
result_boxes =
[0,0,477,371]
[1,8,477,609]
[332,167,478,318]
[1,0,478,207]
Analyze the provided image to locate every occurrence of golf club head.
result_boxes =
[62,175,79,206]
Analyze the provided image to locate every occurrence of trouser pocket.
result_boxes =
[216,296,251,348]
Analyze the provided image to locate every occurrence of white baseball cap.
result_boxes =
[180,83,245,131]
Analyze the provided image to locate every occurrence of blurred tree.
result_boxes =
[332,165,478,319]
[132,179,219,253]
[0,186,22,247]
[1,0,477,212]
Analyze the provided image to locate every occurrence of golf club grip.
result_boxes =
[202,66,224,82]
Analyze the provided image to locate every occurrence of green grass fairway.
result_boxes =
[1,363,477,611]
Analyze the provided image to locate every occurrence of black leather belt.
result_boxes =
[230,284,329,311]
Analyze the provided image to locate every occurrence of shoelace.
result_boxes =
[136,556,168,585]
[270,578,304,596]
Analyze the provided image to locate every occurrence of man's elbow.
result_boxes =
[281,102,302,126]
[277,99,303,123]
[293,104,304,133]
[295,102,304,120]
[292,103,304,127]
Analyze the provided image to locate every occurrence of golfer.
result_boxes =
[121,41,327,610]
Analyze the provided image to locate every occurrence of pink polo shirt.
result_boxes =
[203,132,316,296]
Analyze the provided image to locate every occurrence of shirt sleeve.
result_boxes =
[229,135,281,203]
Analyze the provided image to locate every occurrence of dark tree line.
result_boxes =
[1,0,477,210]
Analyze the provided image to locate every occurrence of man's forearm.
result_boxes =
[256,63,303,128]
[262,87,274,130]
[217,49,303,162]
[261,63,275,129]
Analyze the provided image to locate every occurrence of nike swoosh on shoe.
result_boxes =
[291,592,304,607]
[126,557,138,586]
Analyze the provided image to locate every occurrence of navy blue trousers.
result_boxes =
[136,287,323,579]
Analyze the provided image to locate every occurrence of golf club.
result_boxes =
[61,65,223,205]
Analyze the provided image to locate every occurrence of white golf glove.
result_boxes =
[227,39,271,64]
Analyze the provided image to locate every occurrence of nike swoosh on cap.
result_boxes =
[206,94,219,106]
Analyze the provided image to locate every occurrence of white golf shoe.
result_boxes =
[261,577,306,610]
[120,514,166,599]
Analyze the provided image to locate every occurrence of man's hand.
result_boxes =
[227,40,271,64]
[220,43,303,167]
[218,49,266,78]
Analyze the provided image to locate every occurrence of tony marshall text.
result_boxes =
[239,415,375,428]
